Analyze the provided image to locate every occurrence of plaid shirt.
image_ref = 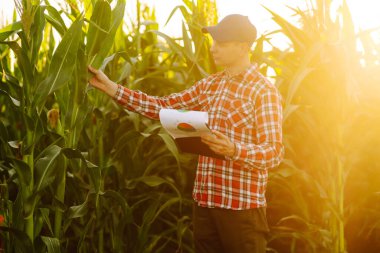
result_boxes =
[114,64,284,210]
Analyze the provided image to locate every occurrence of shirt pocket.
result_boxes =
[227,99,254,129]
[198,92,222,112]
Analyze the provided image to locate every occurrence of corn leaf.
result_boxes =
[263,6,310,52]
[45,6,67,36]
[0,227,33,253]
[67,201,89,219]
[0,21,22,41]
[35,145,62,193]
[127,176,168,189]
[158,133,181,166]
[10,158,31,191]
[127,176,181,198]
[0,89,20,107]
[30,6,46,65]
[88,0,126,68]
[77,216,95,252]
[101,190,133,223]
[34,17,84,113]
[146,197,181,225]
[39,208,54,235]
[61,147,98,188]
[86,0,111,59]
[1,41,34,91]
[41,236,61,253]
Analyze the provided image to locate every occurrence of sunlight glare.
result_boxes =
[1,0,380,46]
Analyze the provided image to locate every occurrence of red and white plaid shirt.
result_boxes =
[114,64,284,210]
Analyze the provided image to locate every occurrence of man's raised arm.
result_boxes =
[88,66,205,120]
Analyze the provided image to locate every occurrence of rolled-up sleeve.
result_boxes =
[230,88,284,170]
[113,80,205,120]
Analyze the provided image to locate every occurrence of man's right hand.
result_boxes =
[88,66,118,97]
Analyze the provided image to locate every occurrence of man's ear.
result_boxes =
[238,42,251,54]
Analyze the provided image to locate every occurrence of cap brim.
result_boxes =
[202,26,213,33]
[201,26,227,42]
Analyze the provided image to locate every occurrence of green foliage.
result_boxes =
[34,17,83,113]
[1,0,379,252]
[1,0,203,251]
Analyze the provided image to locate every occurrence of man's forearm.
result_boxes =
[231,142,284,170]
[104,80,118,98]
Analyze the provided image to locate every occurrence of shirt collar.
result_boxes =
[220,63,259,81]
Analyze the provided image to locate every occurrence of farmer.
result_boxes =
[88,14,284,253]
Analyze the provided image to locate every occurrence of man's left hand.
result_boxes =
[201,130,235,157]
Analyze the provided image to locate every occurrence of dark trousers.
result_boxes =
[193,203,269,253]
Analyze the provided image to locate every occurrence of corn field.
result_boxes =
[0,0,379,252]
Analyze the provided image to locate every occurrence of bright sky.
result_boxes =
[1,0,380,47]
[139,0,380,46]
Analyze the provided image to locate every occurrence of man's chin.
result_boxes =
[213,59,226,67]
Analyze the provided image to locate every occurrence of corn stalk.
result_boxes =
[264,0,362,252]
[0,0,125,251]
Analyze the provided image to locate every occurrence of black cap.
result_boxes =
[202,14,257,44]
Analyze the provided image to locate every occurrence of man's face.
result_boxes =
[210,40,249,67]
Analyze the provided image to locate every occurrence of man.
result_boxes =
[88,14,284,253]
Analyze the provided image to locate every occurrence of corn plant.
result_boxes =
[0,0,125,251]
[263,0,380,252]
[2,0,379,252]
[74,1,217,251]
[0,0,218,251]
